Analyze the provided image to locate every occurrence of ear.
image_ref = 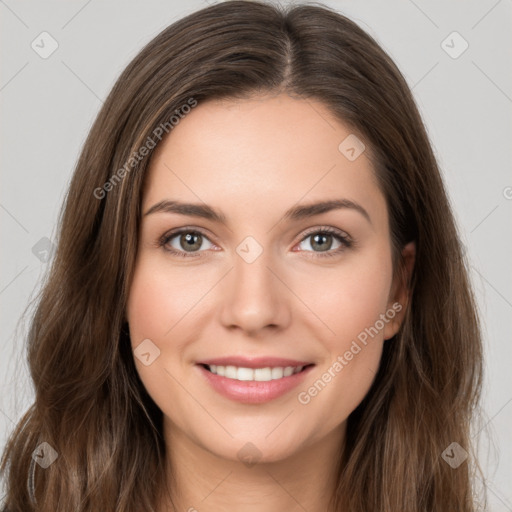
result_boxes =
[383,241,416,340]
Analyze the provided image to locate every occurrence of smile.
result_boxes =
[196,360,315,404]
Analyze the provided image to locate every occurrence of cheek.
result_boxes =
[125,257,201,415]
[125,254,223,395]
[126,273,166,345]
[300,242,394,346]
[293,244,393,422]
[126,255,210,345]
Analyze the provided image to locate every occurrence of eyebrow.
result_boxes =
[143,198,371,225]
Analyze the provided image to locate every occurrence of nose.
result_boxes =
[219,248,291,335]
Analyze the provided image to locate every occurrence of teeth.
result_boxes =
[206,365,305,381]
[225,365,238,379]
[271,367,283,379]
[283,366,294,377]
[254,368,272,381]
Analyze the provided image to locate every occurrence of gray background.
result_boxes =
[1,0,511,508]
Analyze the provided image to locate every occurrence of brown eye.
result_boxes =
[161,230,214,256]
[176,232,203,252]
[297,227,352,258]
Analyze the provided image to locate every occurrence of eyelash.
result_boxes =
[157,226,353,259]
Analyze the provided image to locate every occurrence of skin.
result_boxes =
[126,92,415,512]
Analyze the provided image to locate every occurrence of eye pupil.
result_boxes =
[311,233,332,252]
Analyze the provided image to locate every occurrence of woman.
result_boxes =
[0,1,484,510]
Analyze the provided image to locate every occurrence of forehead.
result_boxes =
[143,93,387,228]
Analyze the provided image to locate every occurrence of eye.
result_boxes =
[296,227,352,258]
[159,229,215,258]
[158,226,353,259]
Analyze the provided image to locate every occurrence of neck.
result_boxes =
[158,421,345,512]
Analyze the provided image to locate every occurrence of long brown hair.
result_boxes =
[1,1,484,510]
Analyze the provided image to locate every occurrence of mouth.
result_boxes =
[196,359,316,404]
[199,363,314,382]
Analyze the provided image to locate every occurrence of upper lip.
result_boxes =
[197,356,314,369]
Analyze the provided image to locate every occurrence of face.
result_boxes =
[126,92,410,465]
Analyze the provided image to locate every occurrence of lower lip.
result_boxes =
[197,364,314,404]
